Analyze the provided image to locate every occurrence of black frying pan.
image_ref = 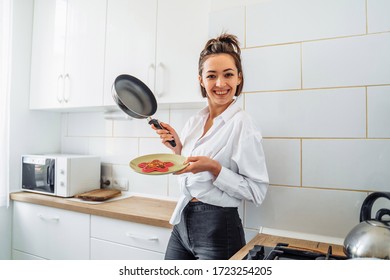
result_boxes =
[112,74,176,147]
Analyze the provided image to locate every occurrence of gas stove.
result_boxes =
[243,242,347,260]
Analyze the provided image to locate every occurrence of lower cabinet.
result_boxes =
[12,201,171,260]
[90,215,171,260]
[12,201,90,260]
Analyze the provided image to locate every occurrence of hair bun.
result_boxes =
[202,33,241,56]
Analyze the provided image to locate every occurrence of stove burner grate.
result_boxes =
[244,243,347,260]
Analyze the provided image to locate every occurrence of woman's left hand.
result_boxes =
[175,156,222,177]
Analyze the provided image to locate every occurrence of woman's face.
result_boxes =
[199,53,242,110]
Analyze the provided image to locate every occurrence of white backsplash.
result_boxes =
[62,0,390,240]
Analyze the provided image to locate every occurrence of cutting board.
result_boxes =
[75,189,121,201]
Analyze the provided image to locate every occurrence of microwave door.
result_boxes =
[22,163,37,190]
[22,158,55,194]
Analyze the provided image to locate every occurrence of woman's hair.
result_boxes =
[198,33,244,98]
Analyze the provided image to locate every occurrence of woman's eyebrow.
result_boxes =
[206,68,234,73]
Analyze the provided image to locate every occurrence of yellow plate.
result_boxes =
[129,153,188,175]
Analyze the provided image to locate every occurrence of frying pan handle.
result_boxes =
[148,118,176,147]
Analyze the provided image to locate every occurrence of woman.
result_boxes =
[153,34,269,260]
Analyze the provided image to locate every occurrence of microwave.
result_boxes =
[21,154,101,197]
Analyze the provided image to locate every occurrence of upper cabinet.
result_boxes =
[103,0,158,106]
[30,0,210,110]
[153,0,210,104]
[29,0,107,109]
[103,0,210,106]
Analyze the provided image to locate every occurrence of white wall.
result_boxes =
[1,0,62,259]
[62,0,390,242]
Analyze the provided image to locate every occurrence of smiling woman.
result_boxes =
[0,0,12,207]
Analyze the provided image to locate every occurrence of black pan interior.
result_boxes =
[113,74,157,118]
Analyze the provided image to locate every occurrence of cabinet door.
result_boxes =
[64,0,106,108]
[91,238,164,260]
[29,0,106,109]
[104,0,157,106]
[13,202,90,260]
[155,0,210,104]
[30,0,67,109]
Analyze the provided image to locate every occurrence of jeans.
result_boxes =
[164,201,246,260]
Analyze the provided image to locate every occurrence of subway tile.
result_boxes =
[169,108,200,136]
[168,174,180,199]
[129,171,169,196]
[113,110,169,137]
[367,0,390,33]
[302,139,390,191]
[245,88,366,138]
[88,137,138,165]
[262,139,301,186]
[244,228,259,243]
[246,0,366,47]
[368,86,390,138]
[209,6,245,46]
[67,112,113,137]
[242,44,301,92]
[302,33,390,88]
[245,186,367,238]
[139,138,172,155]
[61,137,89,155]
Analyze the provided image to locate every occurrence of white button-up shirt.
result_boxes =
[170,99,269,225]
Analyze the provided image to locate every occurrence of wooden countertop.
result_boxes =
[230,233,346,260]
[10,192,176,228]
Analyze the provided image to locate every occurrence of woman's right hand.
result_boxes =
[151,122,182,154]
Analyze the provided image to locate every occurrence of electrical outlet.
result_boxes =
[112,178,129,191]
[101,176,112,188]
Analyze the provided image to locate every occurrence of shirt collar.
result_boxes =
[198,97,242,123]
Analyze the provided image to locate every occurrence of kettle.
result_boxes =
[343,192,390,259]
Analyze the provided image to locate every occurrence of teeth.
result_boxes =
[215,91,227,95]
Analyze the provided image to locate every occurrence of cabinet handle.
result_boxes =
[147,63,155,90]
[125,232,159,241]
[156,63,165,97]
[57,74,64,103]
[37,213,60,222]
[64,73,70,103]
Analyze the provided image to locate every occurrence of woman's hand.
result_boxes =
[175,156,222,177]
[151,122,182,155]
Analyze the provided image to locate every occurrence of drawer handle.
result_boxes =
[125,232,159,241]
[37,213,60,222]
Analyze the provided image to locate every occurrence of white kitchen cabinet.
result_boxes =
[12,201,90,260]
[154,0,210,104]
[103,0,158,106]
[29,0,106,109]
[91,238,164,260]
[104,0,210,106]
[90,215,171,260]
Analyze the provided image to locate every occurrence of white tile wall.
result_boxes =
[262,139,301,186]
[242,44,301,92]
[368,86,390,138]
[61,0,390,238]
[302,33,390,88]
[367,0,390,33]
[245,186,367,238]
[245,88,366,138]
[302,139,390,191]
[246,0,366,47]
